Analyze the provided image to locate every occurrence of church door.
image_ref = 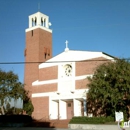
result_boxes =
[67,101,74,119]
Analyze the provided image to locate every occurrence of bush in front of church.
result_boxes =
[69,116,115,124]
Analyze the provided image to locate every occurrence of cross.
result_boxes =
[65,40,68,49]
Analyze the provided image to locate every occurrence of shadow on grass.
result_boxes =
[0,115,54,128]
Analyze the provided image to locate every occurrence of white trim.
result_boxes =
[25,25,52,33]
[39,62,59,69]
[102,54,114,60]
[32,74,92,86]
[32,92,53,97]
[75,75,92,80]
[32,89,89,98]
[32,79,58,86]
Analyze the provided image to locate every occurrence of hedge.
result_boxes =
[69,116,115,124]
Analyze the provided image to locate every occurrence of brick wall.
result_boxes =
[39,66,58,81]
[75,57,109,89]
[24,28,52,95]
[32,83,57,93]
[32,97,49,120]
[76,57,108,76]
[76,79,90,89]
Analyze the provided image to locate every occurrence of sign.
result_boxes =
[115,111,124,121]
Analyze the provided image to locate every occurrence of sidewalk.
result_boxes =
[0,128,71,130]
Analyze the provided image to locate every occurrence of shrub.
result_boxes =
[69,116,115,124]
[0,115,32,123]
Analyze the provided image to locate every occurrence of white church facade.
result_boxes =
[24,11,114,120]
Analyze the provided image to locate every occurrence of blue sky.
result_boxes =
[0,0,130,82]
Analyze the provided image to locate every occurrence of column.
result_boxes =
[59,100,67,119]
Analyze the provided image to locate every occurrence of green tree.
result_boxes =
[23,91,34,116]
[0,69,33,115]
[87,59,130,119]
[0,70,24,113]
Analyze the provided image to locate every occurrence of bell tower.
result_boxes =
[24,12,52,95]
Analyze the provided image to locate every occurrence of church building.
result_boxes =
[24,11,114,120]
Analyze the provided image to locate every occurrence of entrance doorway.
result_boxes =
[67,101,74,119]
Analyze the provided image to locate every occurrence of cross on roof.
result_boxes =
[65,40,68,48]
[65,40,69,52]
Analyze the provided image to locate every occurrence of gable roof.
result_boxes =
[39,50,114,68]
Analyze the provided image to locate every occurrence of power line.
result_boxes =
[0,58,129,64]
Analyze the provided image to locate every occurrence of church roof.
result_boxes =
[39,50,114,68]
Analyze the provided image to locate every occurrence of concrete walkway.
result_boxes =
[0,128,71,130]
[0,126,125,130]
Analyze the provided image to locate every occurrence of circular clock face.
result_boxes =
[64,64,72,76]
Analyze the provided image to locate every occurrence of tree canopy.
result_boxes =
[0,69,33,115]
[87,59,130,119]
[0,70,23,106]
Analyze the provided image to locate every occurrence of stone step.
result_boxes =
[31,119,70,128]
[50,119,70,128]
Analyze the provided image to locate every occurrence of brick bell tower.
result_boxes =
[24,12,52,96]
